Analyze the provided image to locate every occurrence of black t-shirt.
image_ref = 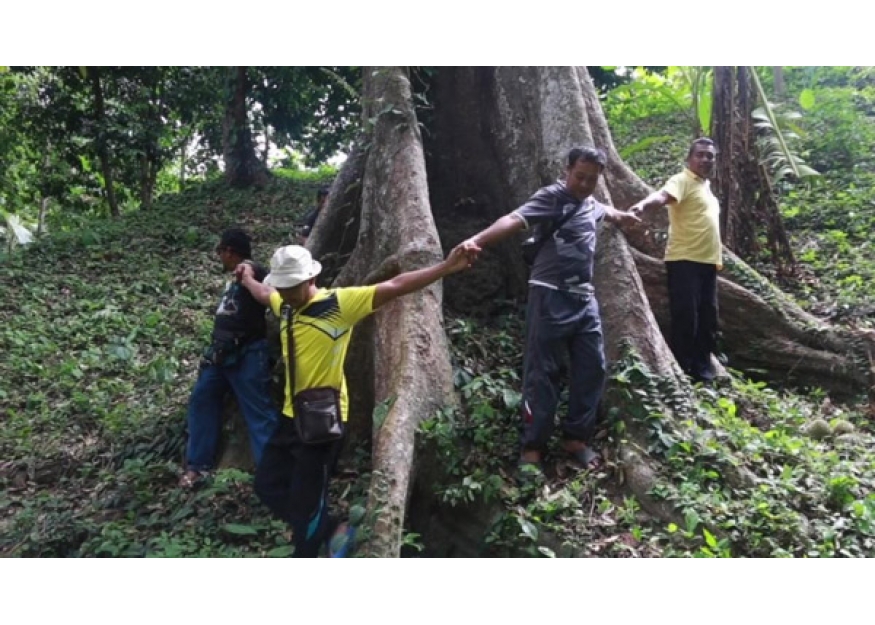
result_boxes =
[211,262,268,343]
[300,206,320,236]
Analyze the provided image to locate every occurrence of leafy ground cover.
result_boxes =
[422,312,875,558]
[0,172,375,557]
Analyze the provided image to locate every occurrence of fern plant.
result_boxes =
[751,69,820,183]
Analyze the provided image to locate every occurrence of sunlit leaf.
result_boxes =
[223,524,259,536]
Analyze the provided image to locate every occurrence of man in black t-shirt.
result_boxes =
[181,229,280,487]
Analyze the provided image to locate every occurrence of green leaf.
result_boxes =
[108,343,134,361]
[372,395,396,432]
[703,528,718,549]
[502,388,521,410]
[538,546,556,558]
[348,504,366,526]
[697,91,712,135]
[222,523,259,536]
[799,89,816,110]
[518,518,539,541]
[266,545,294,557]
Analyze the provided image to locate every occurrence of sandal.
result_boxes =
[569,446,603,471]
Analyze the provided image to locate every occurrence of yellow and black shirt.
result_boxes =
[269,286,377,421]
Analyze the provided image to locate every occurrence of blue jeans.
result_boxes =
[186,339,280,471]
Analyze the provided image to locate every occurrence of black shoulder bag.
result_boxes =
[521,200,586,267]
[283,305,344,445]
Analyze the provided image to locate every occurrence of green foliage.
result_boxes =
[750,69,819,183]
[607,66,875,324]
[418,316,663,557]
[611,349,875,558]
[603,66,712,137]
[0,175,366,557]
[423,305,875,558]
[610,109,690,187]
[752,103,819,182]
[0,66,357,249]
[778,172,875,317]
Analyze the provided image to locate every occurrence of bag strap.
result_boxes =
[539,197,589,246]
[283,305,296,399]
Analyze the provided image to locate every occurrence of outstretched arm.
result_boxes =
[629,190,675,216]
[235,263,276,307]
[459,213,526,261]
[372,244,474,310]
[604,205,641,228]
[466,214,525,248]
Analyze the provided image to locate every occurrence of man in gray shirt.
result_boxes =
[461,147,638,473]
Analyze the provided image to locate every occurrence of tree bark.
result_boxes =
[773,66,786,99]
[711,66,795,271]
[139,151,157,210]
[38,148,51,237]
[307,141,368,279]
[222,67,270,189]
[328,67,458,557]
[88,67,120,218]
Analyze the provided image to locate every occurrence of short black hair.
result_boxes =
[566,146,607,170]
[216,228,252,259]
[687,137,717,158]
[317,186,330,199]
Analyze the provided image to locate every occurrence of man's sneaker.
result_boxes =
[328,505,365,558]
[328,524,357,558]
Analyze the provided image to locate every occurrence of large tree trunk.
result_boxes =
[139,151,157,210]
[88,67,120,218]
[317,66,875,556]
[773,66,786,99]
[222,67,270,189]
[322,67,457,557]
[712,66,795,272]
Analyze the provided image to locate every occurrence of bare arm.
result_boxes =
[372,244,474,310]
[468,214,526,248]
[629,190,675,216]
[458,213,526,261]
[235,264,276,307]
[603,205,641,228]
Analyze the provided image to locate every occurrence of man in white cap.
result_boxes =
[236,242,473,557]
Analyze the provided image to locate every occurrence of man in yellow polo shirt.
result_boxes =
[630,138,721,383]
[237,243,473,557]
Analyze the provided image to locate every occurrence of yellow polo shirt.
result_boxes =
[662,168,722,267]
[270,286,376,421]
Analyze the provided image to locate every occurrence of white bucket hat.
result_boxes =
[264,245,322,288]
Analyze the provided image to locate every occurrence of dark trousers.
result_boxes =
[521,287,606,450]
[186,339,279,471]
[665,260,718,381]
[254,417,343,558]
